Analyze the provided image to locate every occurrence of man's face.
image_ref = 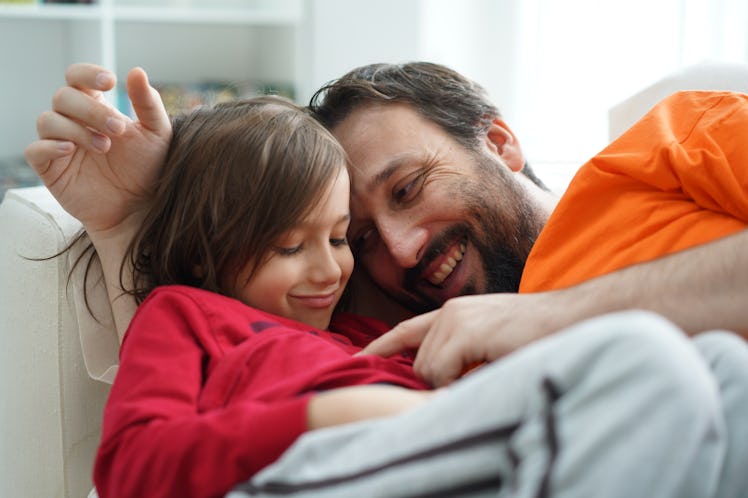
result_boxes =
[332,102,546,313]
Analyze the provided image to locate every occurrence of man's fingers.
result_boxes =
[24,140,74,176]
[36,109,111,154]
[52,86,127,140]
[359,324,420,357]
[413,340,465,388]
[359,310,438,357]
[126,67,171,136]
[65,63,116,94]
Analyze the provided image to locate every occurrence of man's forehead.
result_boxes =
[333,105,439,183]
[332,102,427,150]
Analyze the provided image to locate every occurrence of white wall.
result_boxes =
[299,0,748,191]
[6,0,746,192]
[297,0,425,104]
[298,0,524,122]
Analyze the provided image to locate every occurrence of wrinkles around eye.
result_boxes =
[393,172,425,204]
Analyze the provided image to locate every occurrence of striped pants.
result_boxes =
[228,311,748,498]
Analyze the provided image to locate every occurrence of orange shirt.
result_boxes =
[520,91,748,293]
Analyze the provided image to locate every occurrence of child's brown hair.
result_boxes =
[126,96,348,303]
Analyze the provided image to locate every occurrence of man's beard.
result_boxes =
[397,153,544,313]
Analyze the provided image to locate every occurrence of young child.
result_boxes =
[94,96,432,498]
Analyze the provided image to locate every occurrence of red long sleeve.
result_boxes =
[94,286,426,498]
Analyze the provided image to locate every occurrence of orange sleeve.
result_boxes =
[520,91,748,293]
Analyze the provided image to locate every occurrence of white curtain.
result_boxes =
[512,0,748,166]
[415,0,746,190]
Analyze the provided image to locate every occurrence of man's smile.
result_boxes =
[426,239,466,286]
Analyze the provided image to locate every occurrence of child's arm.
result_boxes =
[307,385,435,430]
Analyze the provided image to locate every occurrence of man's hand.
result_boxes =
[24,63,173,338]
[361,293,562,387]
[363,229,748,388]
[25,63,171,239]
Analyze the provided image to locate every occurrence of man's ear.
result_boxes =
[484,119,525,172]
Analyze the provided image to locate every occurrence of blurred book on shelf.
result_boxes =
[117,80,296,118]
[42,1,96,4]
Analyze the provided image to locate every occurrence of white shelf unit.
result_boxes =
[0,0,302,168]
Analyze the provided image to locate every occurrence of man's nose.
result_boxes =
[378,217,427,269]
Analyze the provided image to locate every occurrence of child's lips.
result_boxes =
[291,292,337,309]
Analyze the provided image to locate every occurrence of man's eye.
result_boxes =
[330,237,348,247]
[393,172,425,204]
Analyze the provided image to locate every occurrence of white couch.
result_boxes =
[608,60,748,140]
[0,187,112,497]
[1,61,746,498]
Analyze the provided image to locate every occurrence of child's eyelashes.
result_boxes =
[276,245,301,256]
[275,238,348,257]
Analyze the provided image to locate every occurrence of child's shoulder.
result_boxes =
[128,285,286,349]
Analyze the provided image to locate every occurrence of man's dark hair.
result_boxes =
[309,61,547,189]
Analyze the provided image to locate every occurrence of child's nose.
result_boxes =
[310,246,343,285]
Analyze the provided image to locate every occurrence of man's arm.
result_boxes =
[571,228,748,336]
[363,229,748,386]
[25,63,172,339]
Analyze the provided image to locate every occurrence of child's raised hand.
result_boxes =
[25,63,172,239]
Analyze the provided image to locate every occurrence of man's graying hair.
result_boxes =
[309,61,547,189]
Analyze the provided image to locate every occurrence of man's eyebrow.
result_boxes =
[366,155,416,192]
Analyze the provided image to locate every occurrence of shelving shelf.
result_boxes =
[0,3,300,24]
[0,3,102,20]
[0,0,304,183]
[114,6,300,25]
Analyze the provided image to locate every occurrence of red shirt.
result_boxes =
[521,91,748,292]
[94,285,428,498]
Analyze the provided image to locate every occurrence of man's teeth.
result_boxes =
[428,243,466,285]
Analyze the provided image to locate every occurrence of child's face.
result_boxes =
[233,170,354,329]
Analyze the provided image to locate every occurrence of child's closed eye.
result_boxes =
[276,245,302,256]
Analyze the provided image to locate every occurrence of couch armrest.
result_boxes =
[609,61,748,141]
[0,187,110,498]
